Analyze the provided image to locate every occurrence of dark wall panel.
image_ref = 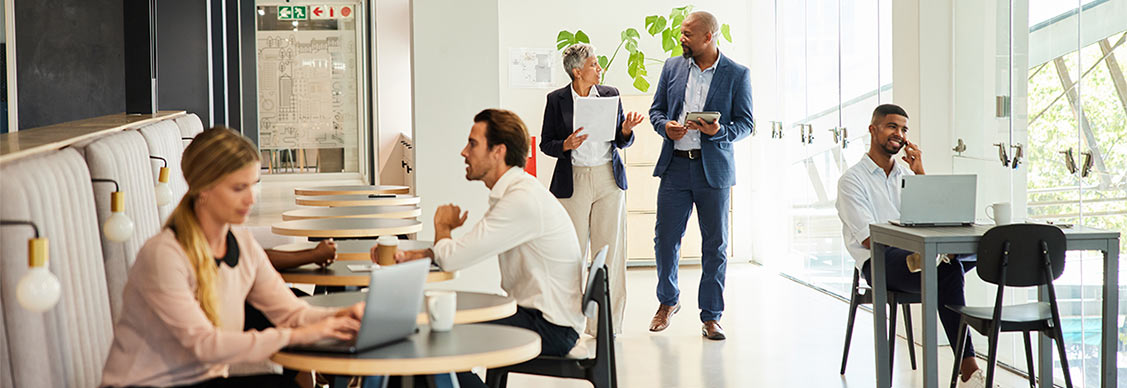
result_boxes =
[157,0,211,126]
[16,0,125,129]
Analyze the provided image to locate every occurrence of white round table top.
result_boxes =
[295,185,410,196]
[281,205,421,221]
[301,290,515,325]
[279,260,456,285]
[271,324,540,376]
[295,194,421,207]
[272,239,434,261]
[271,218,422,238]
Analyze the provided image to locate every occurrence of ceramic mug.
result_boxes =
[986,202,1012,225]
[425,290,456,332]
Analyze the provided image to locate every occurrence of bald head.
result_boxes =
[686,11,719,35]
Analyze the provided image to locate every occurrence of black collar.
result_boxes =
[215,230,240,268]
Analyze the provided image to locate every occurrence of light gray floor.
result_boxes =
[502,263,1028,388]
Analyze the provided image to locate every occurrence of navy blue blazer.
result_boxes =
[649,53,754,188]
[540,84,635,198]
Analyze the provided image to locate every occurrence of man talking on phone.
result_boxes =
[647,10,753,340]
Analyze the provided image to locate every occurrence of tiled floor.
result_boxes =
[501,264,1030,388]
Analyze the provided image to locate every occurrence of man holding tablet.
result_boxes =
[647,10,754,340]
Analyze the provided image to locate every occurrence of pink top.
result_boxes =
[100,228,335,387]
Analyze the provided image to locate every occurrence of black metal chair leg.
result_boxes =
[1022,331,1037,388]
[949,320,969,388]
[485,368,507,388]
[1052,326,1075,388]
[840,293,861,374]
[902,304,917,370]
[984,324,1002,388]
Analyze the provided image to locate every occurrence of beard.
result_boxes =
[464,161,486,181]
[681,43,693,58]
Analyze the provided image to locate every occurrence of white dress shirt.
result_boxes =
[836,154,915,270]
[570,84,614,167]
[432,167,586,332]
[675,52,720,151]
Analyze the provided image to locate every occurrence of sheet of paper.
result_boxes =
[574,96,619,143]
[347,264,380,272]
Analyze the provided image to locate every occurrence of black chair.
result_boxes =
[841,267,920,375]
[486,245,617,388]
[947,224,1072,388]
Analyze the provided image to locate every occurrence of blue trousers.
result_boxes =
[654,156,730,322]
[862,247,977,358]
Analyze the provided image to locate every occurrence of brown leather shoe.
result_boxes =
[649,303,680,332]
[702,320,726,340]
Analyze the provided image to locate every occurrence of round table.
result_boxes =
[296,194,420,207]
[281,205,421,221]
[271,218,422,239]
[301,291,515,325]
[280,261,456,285]
[272,239,433,261]
[271,324,540,376]
[295,185,410,196]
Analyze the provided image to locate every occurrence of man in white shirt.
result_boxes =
[836,104,984,385]
[392,109,585,386]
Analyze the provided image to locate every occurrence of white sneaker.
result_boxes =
[959,369,1003,388]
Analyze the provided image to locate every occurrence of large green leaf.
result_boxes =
[662,29,675,52]
[721,24,732,42]
[671,44,683,58]
[670,14,684,29]
[575,30,590,44]
[597,55,609,69]
[645,16,667,36]
[628,61,639,78]
[625,40,638,53]
[633,75,650,92]
[624,28,640,40]
[556,30,574,50]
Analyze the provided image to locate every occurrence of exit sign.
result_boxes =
[277,6,308,20]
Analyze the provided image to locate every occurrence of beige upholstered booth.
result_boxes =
[139,120,190,222]
[0,149,114,387]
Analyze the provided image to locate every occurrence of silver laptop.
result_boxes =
[288,259,430,353]
[890,175,976,227]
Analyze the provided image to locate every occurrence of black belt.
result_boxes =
[673,149,702,159]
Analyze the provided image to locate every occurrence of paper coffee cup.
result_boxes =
[375,235,399,266]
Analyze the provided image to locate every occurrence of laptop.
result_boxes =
[889,174,977,227]
[287,259,430,353]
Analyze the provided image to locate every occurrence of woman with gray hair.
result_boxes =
[541,42,644,335]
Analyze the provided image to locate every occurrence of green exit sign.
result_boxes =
[277,6,307,20]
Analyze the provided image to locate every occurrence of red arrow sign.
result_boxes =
[312,6,323,17]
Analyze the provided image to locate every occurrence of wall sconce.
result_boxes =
[92,178,134,242]
[0,220,61,312]
[150,156,174,206]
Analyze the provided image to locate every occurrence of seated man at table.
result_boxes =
[392,109,585,386]
[835,104,984,385]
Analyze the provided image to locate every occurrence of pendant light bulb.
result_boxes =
[17,238,61,312]
[104,191,134,242]
[154,167,174,206]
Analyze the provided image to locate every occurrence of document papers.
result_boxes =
[574,96,619,143]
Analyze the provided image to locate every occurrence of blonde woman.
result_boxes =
[101,127,363,388]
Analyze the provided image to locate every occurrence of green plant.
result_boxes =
[555,5,733,92]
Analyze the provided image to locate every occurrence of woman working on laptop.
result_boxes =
[101,127,364,388]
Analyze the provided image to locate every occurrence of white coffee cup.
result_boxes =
[986,202,1012,225]
[425,290,456,332]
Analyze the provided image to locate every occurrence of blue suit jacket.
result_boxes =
[649,53,754,188]
[541,84,635,198]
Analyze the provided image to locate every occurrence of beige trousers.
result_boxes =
[558,163,627,335]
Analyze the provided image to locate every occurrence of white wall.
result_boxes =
[411,0,503,294]
[497,0,752,188]
[374,0,414,185]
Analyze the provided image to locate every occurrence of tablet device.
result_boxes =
[685,111,721,125]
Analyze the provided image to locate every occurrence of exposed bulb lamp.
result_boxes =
[150,156,173,206]
[1,220,61,312]
[92,178,134,242]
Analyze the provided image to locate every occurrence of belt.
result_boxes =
[672,149,702,159]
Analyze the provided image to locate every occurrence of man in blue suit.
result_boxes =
[647,11,753,340]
